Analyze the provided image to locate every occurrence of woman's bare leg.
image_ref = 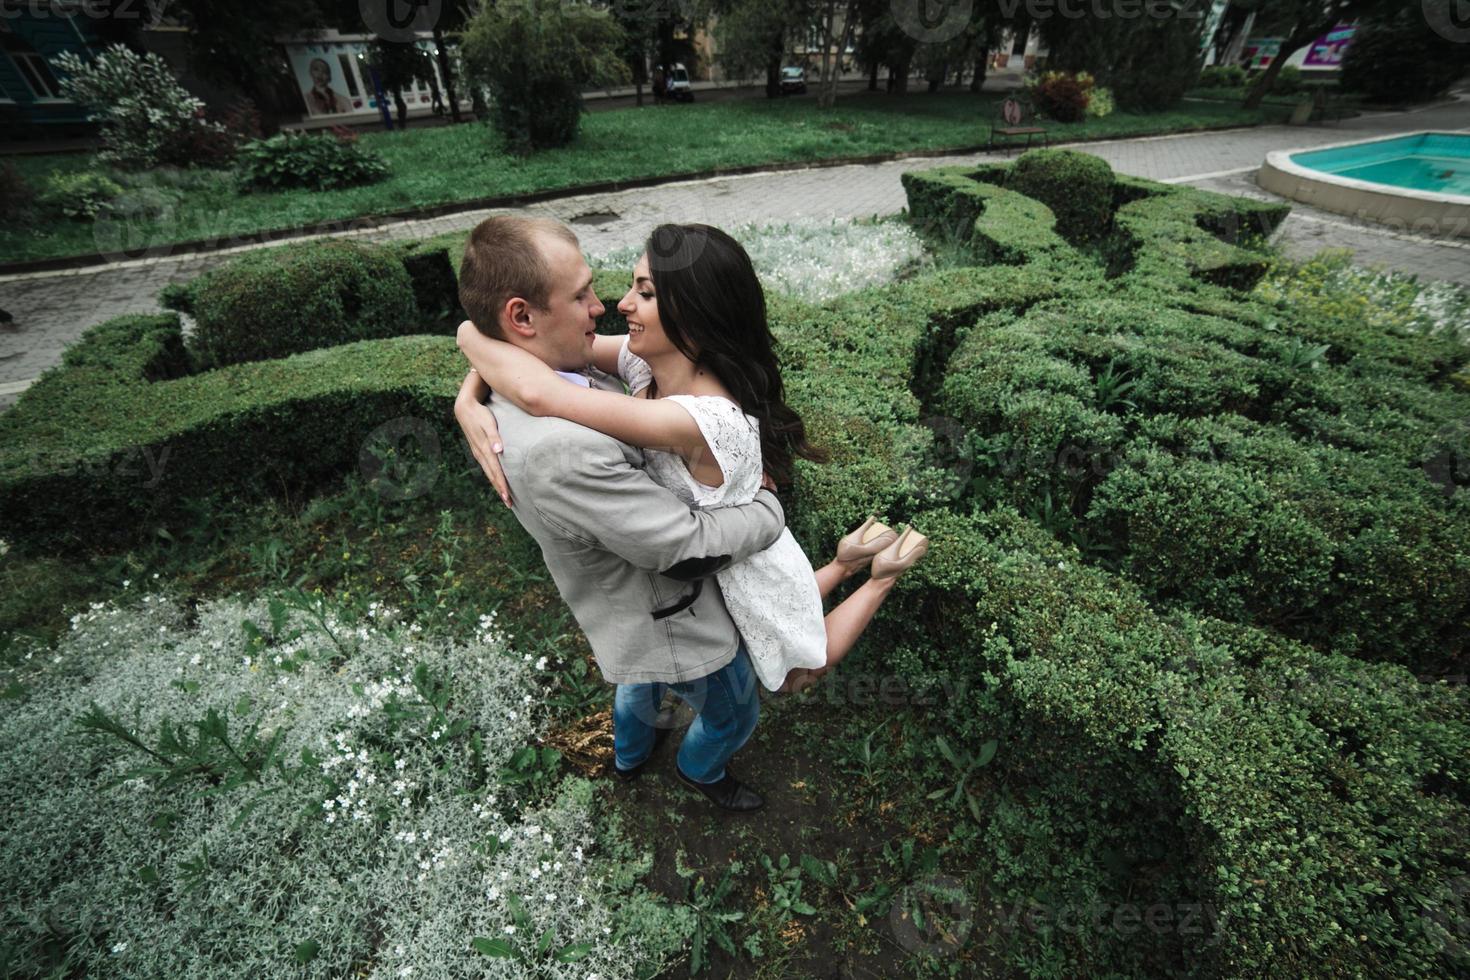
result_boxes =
[782,576,898,694]
[814,558,858,600]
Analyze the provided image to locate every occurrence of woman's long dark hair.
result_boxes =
[642,223,826,486]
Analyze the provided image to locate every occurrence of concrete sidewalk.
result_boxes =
[2,92,1467,411]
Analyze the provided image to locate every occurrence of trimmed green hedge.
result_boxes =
[935,292,1470,673]
[865,504,1470,976]
[1008,148,1116,245]
[900,167,1077,267]
[162,240,421,369]
[0,314,461,551]
[902,164,1289,290]
[1090,413,1469,670]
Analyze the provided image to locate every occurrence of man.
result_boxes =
[453,215,778,812]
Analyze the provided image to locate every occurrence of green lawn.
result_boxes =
[2,92,1286,266]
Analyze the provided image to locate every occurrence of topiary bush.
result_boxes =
[1008,148,1116,246]
[170,240,420,368]
[234,132,390,192]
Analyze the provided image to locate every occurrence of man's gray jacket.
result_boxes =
[487,373,785,685]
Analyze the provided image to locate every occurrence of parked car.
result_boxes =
[780,65,807,95]
[654,62,694,102]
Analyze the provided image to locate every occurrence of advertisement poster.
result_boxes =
[1241,37,1282,69]
[289,42,373,117]
[1303,23,1356,68]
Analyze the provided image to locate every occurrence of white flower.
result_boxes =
[504,925,516,936]
[112,941,127,954]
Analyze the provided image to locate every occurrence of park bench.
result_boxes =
[988,97,1048,155]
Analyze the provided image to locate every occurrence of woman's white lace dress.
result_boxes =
[618,337,828,691]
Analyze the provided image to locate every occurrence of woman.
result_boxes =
[456,223,929,694]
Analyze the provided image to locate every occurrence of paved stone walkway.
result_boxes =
[2,93,1467,410]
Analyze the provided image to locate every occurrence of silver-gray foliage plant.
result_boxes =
[1,593,689,977]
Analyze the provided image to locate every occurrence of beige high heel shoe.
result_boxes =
[870,525,929,580]
[835,516,898,568]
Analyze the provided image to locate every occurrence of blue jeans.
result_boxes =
[612,640,760,784]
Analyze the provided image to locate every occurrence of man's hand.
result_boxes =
[454,370,513,507]
[761,471,777,492]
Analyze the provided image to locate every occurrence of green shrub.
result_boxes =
[900,167,1079,267]
[1111,180,1288,290]
[179,241,421,368]
[51,44,223,170]
[1340,5,1468,103]
[1085,86,1115,118]
[1108,13,1203,111]
[1009,148,1115,245]
[234,132,389,192]
[865,505,1470,978]
[37,172,124,220]
[1197,64,1246,87]
[459,0,627,153]
[1274,65,1304,94]
[1025,70,1092,122]
[0,315,461,554]
[1087,413,1470,672]
[0,162,35,224]
[389,239,465,330]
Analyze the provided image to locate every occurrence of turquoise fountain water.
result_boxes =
[1289,133,1470,197]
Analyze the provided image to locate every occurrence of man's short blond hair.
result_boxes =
[459,216,581,339]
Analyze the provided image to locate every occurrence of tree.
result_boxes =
[1238,0,1398,108]
[810,0,860,108]
[160,0,333,129]
[460,0,628,153]
[714,0,807,98]
[1339,3,1469,104]
[365,38,434,129]
[607,2,655,106]
[430,6,469,124]
[1038,5,1206,111]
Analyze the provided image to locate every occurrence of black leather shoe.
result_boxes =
[675,764,765,812]
[610,719,674,783]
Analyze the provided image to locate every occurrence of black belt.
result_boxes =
[651,580,702,620]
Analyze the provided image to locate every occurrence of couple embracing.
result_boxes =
[452,216,930,812]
